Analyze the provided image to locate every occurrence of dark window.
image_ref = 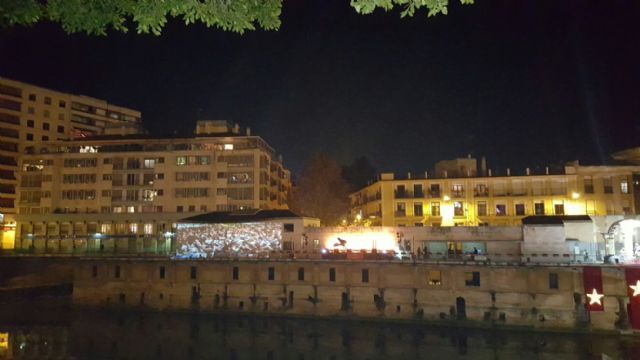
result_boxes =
[44,96,51,105]
[361,269,369,283]
[190,266,197,279]
[515,203,525,216]
[159,266,166,279]
[554,204,565,215]
[26,119,34,128]
[465,271,480,287]
[57,125,64,133]
[177,206,183,213]
[42,135,48,141]
[495,204,506,216]
[233,266,239,280]
[268,267,275,280]
[114,265,121,278]
[414,203,423,216]
[283,223,294,232]
[329,268,336,282]
[59,100,66,108]
[298,267,305,281]
[549,273,559,289]
[26,133,33,141]
[43,122,49,130]
[92,265,98,278]
[28,94,36,101]
[534,202,545,215]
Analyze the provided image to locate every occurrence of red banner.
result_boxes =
[625,267,640,329]
[583,266,604,312]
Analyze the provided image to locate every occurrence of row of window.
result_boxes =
[95,265,561,290]
[27,93,67,108]
[396,201,572,217]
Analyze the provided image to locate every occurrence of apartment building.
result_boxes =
[350,157,640,227]
[12,120,291,252]
[0,77,142,248]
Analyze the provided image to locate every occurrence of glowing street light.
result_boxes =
[356,213,362,222]
[443,195,451,202]
[571,192,580,199]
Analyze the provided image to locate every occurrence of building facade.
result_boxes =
[0,77,142,248]
[12,121,291,250]
[350,157,640,227]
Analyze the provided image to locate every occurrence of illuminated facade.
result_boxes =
[0,77,142,249]
[351,157,640,227]
[13,121,292,251]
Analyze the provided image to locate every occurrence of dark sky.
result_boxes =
[1,0,639,176]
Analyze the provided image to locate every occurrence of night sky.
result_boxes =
[1,0,639,176]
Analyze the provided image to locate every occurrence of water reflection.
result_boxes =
[0,300,639,359]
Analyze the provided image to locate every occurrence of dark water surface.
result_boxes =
[0,298,639,360]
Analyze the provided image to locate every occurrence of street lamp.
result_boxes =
[571,192,580,199]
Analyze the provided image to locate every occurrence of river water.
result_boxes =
[0,298,639,359]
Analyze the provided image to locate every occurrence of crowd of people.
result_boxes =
[176,223,282,259]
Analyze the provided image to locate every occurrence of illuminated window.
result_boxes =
[176,156,187,166]
[621,179,629,194]
[198,156,210,165]
[100,224,112,234]
[495,204,506,216]
[452,184,464,197]
[144,159,155,168]
[477,201,487,216]
[431,202,440,216]
[454,201,464,216]
[128,223,138,233]
[465,271,480,286]
[144,223,153,235]
[113,206,123,213]
[428,270,441,285]
[224,144,234,150]
[127,206,135,213]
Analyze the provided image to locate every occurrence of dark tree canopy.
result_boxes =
[342,156,377,192]
[290,153,350,226]
[0,0,473,35]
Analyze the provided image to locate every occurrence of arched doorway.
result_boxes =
[605,219,640,262]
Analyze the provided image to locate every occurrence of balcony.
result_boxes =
[428,190,441,198]
[394,190,409,199]
[394,210,406,217]
[451,190,465,198]
[414,190,424,198]
[474,189,489,197]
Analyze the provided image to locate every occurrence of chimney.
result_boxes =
[407,172,412,179]
[234,123,240,134]
[506,168,511,176]
[480,156,487,176]
[526,167,531,175]
[443,170,448,178]
[279,154,283,163]
[466,169,471,177]
[545,166,549,175]
[424,171,428,179]
[488,169,492,177]
[246,127,251,136]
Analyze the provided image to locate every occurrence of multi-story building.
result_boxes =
[350,157,640,227]
[0,77,142,248]
[12,120,291,252]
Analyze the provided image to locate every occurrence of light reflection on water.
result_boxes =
[0,299,639,359]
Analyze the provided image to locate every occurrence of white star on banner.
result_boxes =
[629,280,640,297]
[587,288,604,306]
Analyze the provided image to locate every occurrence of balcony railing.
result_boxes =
[474,190,489,197]
[428,190,441,198]
[451,190,464,198]
[394,210,406,217]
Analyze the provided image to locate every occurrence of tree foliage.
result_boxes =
[290,153,351,226]
[342,156,377,192]
[0,0,282,35]
[0,0,472,35]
